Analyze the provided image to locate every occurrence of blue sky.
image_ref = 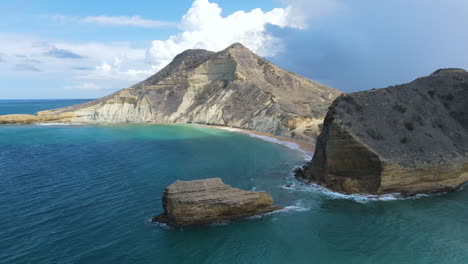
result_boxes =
[1,0,467,99]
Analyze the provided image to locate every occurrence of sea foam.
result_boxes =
[35,122,80,126]
[281,173,434,203]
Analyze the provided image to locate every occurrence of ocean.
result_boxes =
[1,100,467,264]
[0,99,93,116]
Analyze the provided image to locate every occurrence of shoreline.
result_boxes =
[5,119,452,201]
[0,117,315,160]
[206,125,315,160]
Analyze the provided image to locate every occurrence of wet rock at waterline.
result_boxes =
[296,68,468,196]
[152,178,282,227]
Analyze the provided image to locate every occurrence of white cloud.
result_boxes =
[2,0,340,95]
[68,0,311,81]
[0,33,147,78]
[281,0,342,28]
[47,14,176,28]
[64,82,103,90]
[81,59,157,81]
[83,0,341,78]
[146,0,304,70]
[55,42,146,62]
[80,15,176,28]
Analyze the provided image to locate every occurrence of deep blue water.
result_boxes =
[0,99,93,115]
[1,100,468,264]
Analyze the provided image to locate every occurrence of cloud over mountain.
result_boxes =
[146,0,304,70]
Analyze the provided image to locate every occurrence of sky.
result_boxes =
[0,0,467,99]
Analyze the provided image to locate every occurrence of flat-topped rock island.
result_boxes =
[152,178,282,227]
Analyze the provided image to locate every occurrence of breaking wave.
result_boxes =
[281,173,432,203]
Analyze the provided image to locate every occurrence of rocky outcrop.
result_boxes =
[296,68,468,196]
[35,43,341,142]
[0,113,74,124]
[152,178,282,227]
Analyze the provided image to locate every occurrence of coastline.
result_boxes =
[0,115,315,161]
[4,117,457,202]
[206,125,315,160]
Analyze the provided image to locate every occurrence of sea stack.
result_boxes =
[33,43,341,141]
[152,178,282,227]
[296,68,468,196]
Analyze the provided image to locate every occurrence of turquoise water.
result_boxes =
[1,101,468,264]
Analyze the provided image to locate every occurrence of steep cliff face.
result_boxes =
[296,68,468,196]
[37,43,341,141]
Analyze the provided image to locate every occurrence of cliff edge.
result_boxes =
[296,68,468,196]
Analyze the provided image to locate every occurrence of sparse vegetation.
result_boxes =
[393,104,407,114]
[366,128,384,140]
[342,96,364,112]
[413,115,425,126]
[404,122,414,131]
[400,137,408,143]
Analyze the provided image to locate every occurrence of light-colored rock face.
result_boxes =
[152,178,282,227]
[71,92,155,123]
[296,68,468,196]
[36,43,341,142]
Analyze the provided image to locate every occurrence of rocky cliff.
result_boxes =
[152,178,282,227]
[36,43,340,141]
[295,68,468,196]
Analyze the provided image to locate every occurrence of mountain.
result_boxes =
[295,68,468,196]
[37,43,341,141]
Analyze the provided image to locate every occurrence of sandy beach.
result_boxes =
[207,125,315,160]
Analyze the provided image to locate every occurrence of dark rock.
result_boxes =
[296,68,468,196]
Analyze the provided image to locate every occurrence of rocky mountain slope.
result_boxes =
[35,43,341,141]
[296,68,468,196]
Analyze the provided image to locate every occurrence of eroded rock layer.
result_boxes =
[152,178,282,227]
[0,113,75,124]
[296,68,468,196]
[34,43,340,141]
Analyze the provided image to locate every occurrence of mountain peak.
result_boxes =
[431,68,466,76]
[222,42,256,56]
[228,42,249,50]
[217,43,260,66]
[39,42,341,143]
